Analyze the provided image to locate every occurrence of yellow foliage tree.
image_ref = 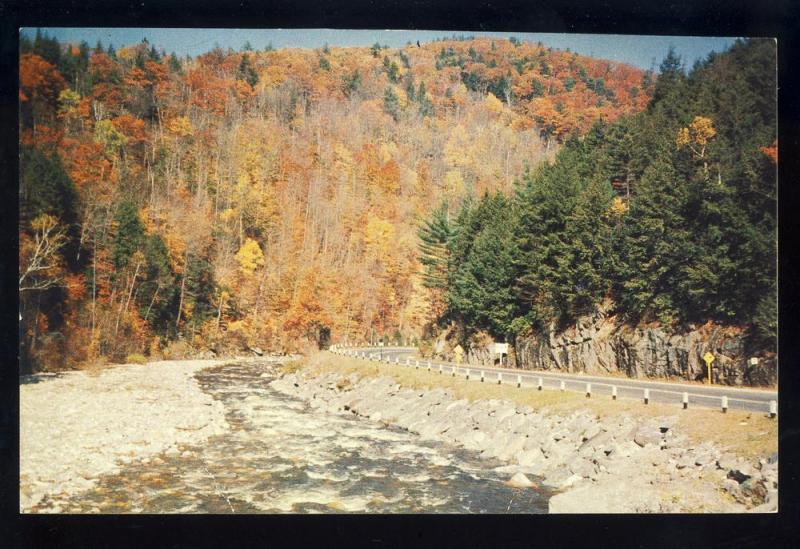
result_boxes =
[444,169,465,197]
[676,116,716,159]
[166,116,194,138]
[236,238,264,276]
[484,92,504,115]
[364,217,395,259]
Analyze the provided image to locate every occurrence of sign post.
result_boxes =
[492,342,509,366]
[704,352,715,385]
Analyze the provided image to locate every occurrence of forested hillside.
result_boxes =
[19,31,651,372]
[419,39,777,355]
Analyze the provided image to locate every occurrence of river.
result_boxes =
[30,361,552,513]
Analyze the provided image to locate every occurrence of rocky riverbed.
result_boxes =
[20,359,231,512]
[271,368,778,513]
[20,358,556,514]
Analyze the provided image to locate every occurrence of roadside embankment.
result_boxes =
[20,358,233,512]
[271,352,778,513]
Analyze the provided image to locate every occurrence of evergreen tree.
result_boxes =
[383,87,400,121]
[342,70,362,97]
[555,178,615,319]
[448,193,521,338]
[139,234,180,336]
[404,74,416,102]
[615,158,695,325]
[514,134,603,326]
[417,202,454,290]
[183,254,217,333]
[237,53,258,87]
[112,202,145,272]
[32,29,62,68]
[19,148,82,268]
[168,52,182,73]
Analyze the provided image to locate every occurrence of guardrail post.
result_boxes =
[560,380,565,392]
[721,396,728,413]
[682,392,688,409]
[585,383,591,398]
[643,388,649,405]
[480,370,485,383]
[611,386,617,400]
[769,400,777,418]
[517,374,522,388]
[538,377,543,391]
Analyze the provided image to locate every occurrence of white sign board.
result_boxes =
[492,343,509,355]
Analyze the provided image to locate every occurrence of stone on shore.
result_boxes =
[506,472,537,488]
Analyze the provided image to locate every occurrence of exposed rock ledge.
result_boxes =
[437,302,776,387]
[271,370,778,513]
[514,307,777,386]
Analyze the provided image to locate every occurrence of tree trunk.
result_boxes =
[144,284,160,322]
[115,260,142,338]
[176,251,189,331]
[216,290,224,330]
[91,237,96,341]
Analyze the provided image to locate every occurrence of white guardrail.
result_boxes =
[328,344,777,417]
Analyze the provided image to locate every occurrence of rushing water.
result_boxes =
[36,361,552,513]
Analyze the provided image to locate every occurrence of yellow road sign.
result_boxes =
[704,352,715,384]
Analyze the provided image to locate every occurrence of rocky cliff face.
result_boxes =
[432,304,777,387]
[513,305,776,387]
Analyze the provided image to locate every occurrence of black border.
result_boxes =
[1,1,799,547]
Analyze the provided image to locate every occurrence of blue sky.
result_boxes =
[21,28,739,72]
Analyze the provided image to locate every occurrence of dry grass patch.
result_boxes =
[281,359,306,375]
[292,352,777,460]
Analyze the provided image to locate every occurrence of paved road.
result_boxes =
[331,346,778,415]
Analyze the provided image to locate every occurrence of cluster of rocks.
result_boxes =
[270,370,777,513]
